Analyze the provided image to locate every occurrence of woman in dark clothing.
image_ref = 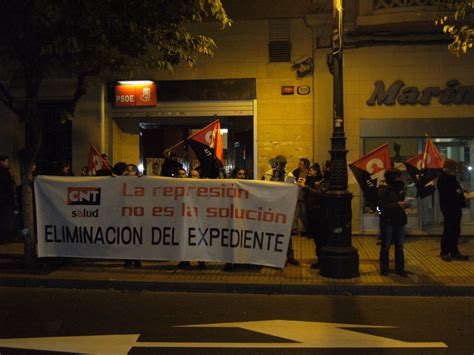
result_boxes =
[378,168,410,277]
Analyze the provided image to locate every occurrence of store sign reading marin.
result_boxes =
[366,80,474,106]
[34,176,298,268]
[115,83,157,106]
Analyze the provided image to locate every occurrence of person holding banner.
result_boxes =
[177,168,187,178]
[437,159,469,262]
[224,167,252,272]
[377,168,410,277]
[114,162,143,268]
[96,154,112,176]
[262,155,299,266]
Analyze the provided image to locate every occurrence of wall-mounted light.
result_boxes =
[291,56,314,78]
[118,80,154,85]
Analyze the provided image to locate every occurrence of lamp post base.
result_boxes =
[319,246,359,279]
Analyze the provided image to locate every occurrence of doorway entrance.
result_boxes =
[139,116,254,178]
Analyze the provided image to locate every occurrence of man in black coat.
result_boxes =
[0,155,16,244]
[437,159,468,261]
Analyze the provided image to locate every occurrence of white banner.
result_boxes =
[35,176,298,268]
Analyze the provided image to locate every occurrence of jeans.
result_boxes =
[379,221,405,273]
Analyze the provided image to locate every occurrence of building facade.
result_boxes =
[1,0,473,234]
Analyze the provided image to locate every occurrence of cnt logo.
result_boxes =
[67,187,101,205]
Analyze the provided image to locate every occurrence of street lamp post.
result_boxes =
[319,0,359,278]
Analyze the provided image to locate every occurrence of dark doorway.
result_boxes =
[139,116,254,178]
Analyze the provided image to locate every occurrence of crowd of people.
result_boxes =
[0,152,470,276]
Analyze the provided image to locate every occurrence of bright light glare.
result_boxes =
[118,80,154,85]
[468,166,472,171]
[138,163,144,173]
[220,128,228,134]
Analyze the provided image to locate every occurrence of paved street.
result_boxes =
[0,287,473,354]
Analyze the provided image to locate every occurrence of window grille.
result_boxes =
[268,19,291,62]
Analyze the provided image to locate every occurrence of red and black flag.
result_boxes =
[186,119,224,178]
[404,137,444,198]
[349,144,392,208]
[88,143,112,176]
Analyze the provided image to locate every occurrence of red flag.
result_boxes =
[349,144,392,207]
[421,137,444,170]
[88,143,112,175]
[187,119,224,164]
[351,144,392,179]
[404,136,444,198]
[405,153,423,172]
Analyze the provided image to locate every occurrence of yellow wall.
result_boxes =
[122,19,315,177]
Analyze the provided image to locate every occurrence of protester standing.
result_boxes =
[114,162,142,268]
[162,150,183,177]
[292,158,310,236]
[177,168,205,269]
[127,164,139,176]
[377,168,410,277]
[262,155,299,266]
[224,167,251,272]
[176,168,187,178]
[298,175,326,269]
[437,159,469,262]
[96,154,112,176]
[0,155,16,244]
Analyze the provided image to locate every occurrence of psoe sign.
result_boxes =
[115,82,157,107]
[366,80,474,106]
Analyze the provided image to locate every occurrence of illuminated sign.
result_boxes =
[115,82,157,107]
[281,86,294,95]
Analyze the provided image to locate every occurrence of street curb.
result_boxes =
[1,277,474,296]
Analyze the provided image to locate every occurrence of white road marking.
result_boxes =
[0,319,447,354]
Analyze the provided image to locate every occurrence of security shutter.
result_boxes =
[268,19,291,62]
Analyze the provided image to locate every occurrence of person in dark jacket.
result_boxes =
[378,168,410,277]
[0,155,16,244]
[299,176,327,269]
[437,159,468,262]
[161,150,183,177]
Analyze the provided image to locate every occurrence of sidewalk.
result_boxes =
[1,236,473,296]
